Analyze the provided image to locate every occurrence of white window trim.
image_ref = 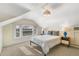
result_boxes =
[14,25,34,40]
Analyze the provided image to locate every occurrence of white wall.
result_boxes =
[0,27,3,54]
[3,19,42,47]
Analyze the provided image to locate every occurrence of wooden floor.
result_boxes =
[1,41,79,56]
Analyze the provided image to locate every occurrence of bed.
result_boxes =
[30,35,61,55]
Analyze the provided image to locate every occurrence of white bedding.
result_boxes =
[30,35,61,55]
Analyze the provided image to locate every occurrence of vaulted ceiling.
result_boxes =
[0,3,79,28]
[17,3,79,28]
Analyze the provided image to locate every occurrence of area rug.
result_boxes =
[19,45,43,56]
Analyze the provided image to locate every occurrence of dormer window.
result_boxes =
[14,25,34,39]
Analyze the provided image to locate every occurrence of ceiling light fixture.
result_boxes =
[43,4,52,16]
[43,9,51,16]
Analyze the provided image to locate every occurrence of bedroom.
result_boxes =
[0,3,79,56]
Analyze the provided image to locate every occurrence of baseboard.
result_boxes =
[70,44,79,48]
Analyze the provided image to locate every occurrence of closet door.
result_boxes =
[74,30,79,45]
[74,27,79,45]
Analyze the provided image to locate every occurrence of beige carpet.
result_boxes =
[1,41,79,56]
[19,46,43,56]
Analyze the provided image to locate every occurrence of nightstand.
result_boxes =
[61,37,70,47]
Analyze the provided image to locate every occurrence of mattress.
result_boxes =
[31,35,61,55]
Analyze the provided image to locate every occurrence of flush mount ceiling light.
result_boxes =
[43,9,51,16]
[42,3,62,16]
[43,4,52,16]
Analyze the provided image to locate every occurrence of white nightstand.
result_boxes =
[61,37,70,47]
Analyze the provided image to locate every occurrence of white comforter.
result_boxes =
[31,35,61,54]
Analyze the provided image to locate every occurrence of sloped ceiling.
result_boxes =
[18,3,79,28]
[0,3,79,28]
[0,3,29,22]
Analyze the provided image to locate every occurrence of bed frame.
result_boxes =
[30,41,47,56]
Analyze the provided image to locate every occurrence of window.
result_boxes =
[15,25,21,38]
[22,25,33,36]
[15,25,34,39]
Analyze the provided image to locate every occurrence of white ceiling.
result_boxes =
[17,3,79,28]
[0,3,79,28]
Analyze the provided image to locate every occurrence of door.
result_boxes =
[74,30,79,45]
